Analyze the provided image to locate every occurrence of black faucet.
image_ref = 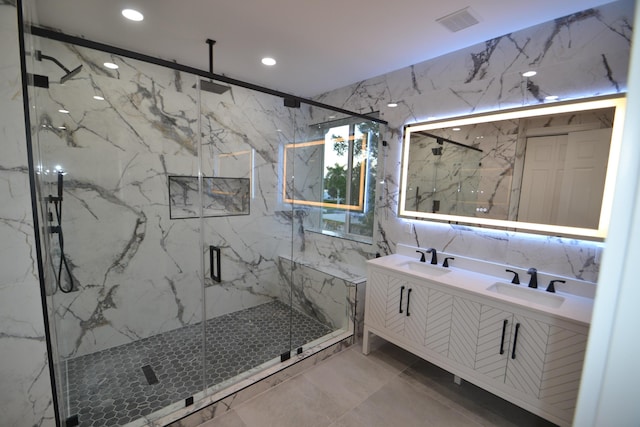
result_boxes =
[416,250,426,263]
[506,269,520,284]
[443,257,455,268]
[546,279,565,293]
[426,248,438,265]
[527,268,538,289]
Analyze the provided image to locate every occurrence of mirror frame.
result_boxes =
[399,95,627,239]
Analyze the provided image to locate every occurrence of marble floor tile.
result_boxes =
[199,410,247,427]
[331,374,482,427]
[234,374,349,427]
[400,360,556,427]
[302,345,400,410]
[195,341,557,427]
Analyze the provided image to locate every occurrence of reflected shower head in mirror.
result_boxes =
[34,50,83,84]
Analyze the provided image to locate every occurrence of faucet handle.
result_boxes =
[415,250,426,263]
[443,257,455,268]
[546,279,565,293]
[505,269,520,284]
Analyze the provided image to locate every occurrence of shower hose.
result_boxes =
[52,198,75,293]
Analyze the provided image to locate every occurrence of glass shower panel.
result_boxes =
[198,82,295,391]
[287,104,380,353]
[25,36,206,426]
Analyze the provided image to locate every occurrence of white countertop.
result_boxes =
[368,254,594,326]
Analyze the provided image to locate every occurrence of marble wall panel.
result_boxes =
[314,0,633,283]
[0,1,55,425]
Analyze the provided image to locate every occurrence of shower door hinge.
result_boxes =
[280,351,291,362]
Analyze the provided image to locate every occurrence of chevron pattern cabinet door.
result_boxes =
[365,271,388,330]
[449,296,482,369]
[505,316,550,398]
[475,305,512,381]
[539,326,588,420]
[384,276,408,336]
[424,289,453,356]
[403,281,429,344]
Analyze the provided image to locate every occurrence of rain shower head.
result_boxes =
[193,39,231,95]
[60,64,83,84]
[432,147,443,156]
[35,50,83,84]
[199,79,231,94]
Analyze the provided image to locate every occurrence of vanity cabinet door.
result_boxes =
[474,306,513,381]
[448,296,482,369]
[504,315,550,398]
[538,326,588,421]
[384,276,428,344]
[423,288,453,357]
[365,269,389,331]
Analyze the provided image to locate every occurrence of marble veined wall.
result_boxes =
[0,1,56,426]
[29,36,316,359]
[315,0,633,283]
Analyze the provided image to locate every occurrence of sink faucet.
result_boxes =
[527,268,538,289]
[426,248,438,265]
[415,250,426,263]
[546,279,565,293]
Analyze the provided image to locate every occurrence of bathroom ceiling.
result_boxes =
[32,0,616,98]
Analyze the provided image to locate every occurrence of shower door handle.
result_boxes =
[209,245,221,283]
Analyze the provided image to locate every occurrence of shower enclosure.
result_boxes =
[21,20,381,427]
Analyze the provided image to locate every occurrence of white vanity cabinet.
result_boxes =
[365,269,429,348]
[363,264,589,427]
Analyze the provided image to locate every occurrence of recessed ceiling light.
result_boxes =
[545,95,559,101]
[522,70,537,77]
[452,127,461,131]
[104,62,119,70]
[58,109,70,114]
[261,57,276,66]
[93,95,105,101]
[122,9,144,21]
[387,102,398,108]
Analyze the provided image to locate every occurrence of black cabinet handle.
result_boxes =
[209,245,221,283]
[399,286,405,313]
[406,288,412,317]
[500,319,508,355]
[511,323,521,359]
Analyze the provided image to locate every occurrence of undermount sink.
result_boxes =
[402,261,452,276]
[487,282,565,308]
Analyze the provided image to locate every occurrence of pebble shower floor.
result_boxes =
[62,301,332,426]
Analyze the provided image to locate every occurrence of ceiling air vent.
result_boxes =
[436,7,480,33]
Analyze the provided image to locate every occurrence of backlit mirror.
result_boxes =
[399,95,626,239]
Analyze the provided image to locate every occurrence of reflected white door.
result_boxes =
[518,134,567,224]
[556,128,611,228]
[519,128,611,228]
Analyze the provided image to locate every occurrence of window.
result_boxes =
[283,119,379,242]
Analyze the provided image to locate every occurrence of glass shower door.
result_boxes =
[24,34,206,426]
[197,82,295,392]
